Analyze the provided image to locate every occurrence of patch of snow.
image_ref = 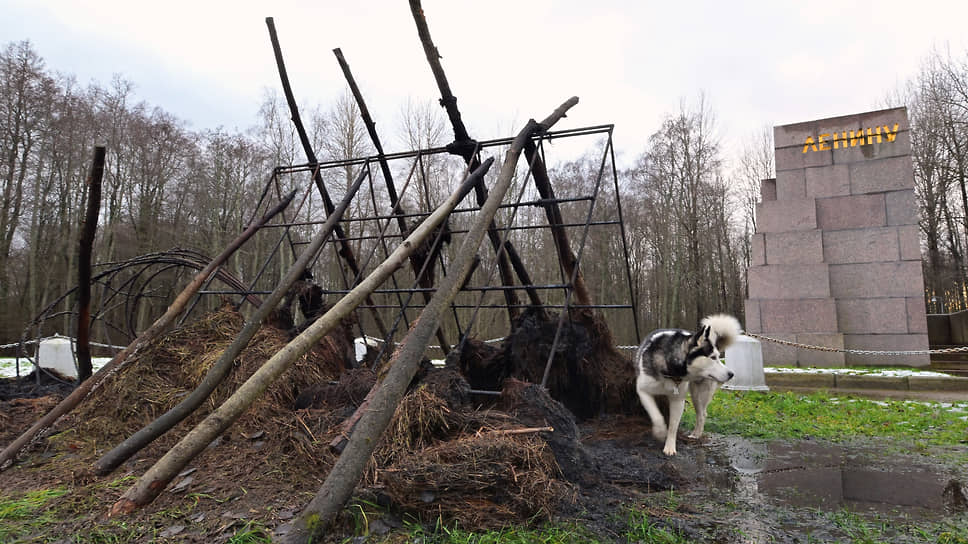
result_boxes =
[0,357,111,378]
[765,366,954,378]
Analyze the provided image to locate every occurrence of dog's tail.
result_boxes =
[701,314,742,351]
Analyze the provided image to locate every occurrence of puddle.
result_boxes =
[712,437,962,519]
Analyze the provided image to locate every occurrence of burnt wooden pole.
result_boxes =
[524,140,592,306]
[76,145,106,383]
[333,47,453,354]
[276,98,578,543]
[409,0,530,322]
[265,17,388,339]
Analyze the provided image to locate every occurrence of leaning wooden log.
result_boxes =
[76,146,106,383]
[266,17,388,339]
[0,191,296,471]
[409,0,525,321]
[108,158,494,516]
[333,47,452,354]
[92,170,369,476]
[276,97,579,543]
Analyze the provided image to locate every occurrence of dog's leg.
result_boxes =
[688,380,718,439]
[636,389,667,440]
[664,395,687,456]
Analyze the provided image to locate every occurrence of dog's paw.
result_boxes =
[651,425,667,440]
[663,444,678,456]
[687,431,702,440]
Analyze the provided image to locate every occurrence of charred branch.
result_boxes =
[266,17,388,339]
[76,146,105,383]
[334,47,453,354]
[409,0,533,322]
[524,139,591,306]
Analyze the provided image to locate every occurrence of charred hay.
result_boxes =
[460,307,639,419]
[74,305,351,462]
[379,432,573,528]
[3,306,654,530]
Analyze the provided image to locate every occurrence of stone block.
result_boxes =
[761,178,777,202]
[756,198,818,232]
[906,297,928,334]
[758,298,838,333]
[775,145,833,172]
[745,299,762,333]
[858,107,910,133]
[776,169,806,200]
[886,189,919,226]
[775,119,823,149]
[848,155,914,195]
[751,233,766,266]
[805,164,850,198]
[843,334,930,366]
[832,129,911,164]
[748,265,831,300]
[836,374,907,390]
[795,333,846,367]
[816,194,886,231]
[836,298,909,334]
[766,371,836,388]
[822,227,900,264]
[829,262,926,298]
[765,230,823,264]
[758,332,797,366]
[908,375,968,392]
[898,225,922,261]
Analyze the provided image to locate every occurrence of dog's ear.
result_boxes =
[690,325,708,345]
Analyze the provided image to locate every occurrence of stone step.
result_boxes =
[765,370,968,392]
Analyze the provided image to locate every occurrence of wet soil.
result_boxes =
[588,432,968,543]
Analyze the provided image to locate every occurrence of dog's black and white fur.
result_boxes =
[634,314,742,456]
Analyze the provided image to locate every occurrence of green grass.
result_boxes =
[228,521,272,544]
[400,513,690,544]
[410,524,600,544]
[685,390,968,446]
[824,508,968,544]
[0,488,69,542]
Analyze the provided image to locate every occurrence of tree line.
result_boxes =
[2,38,967,348]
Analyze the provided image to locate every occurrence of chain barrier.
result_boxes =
[744,332,968,356]
[618,334,968,357]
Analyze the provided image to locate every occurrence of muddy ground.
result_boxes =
[2,368,967,543]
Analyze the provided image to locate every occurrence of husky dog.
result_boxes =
[634,314,742,456]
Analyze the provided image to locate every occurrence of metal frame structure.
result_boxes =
[196,124,640,371]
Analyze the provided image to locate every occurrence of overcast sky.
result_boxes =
[3,0,968,169]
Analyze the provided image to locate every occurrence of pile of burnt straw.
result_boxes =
[45,305,638,528]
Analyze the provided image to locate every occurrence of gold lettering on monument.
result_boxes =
[802,123,899,153]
